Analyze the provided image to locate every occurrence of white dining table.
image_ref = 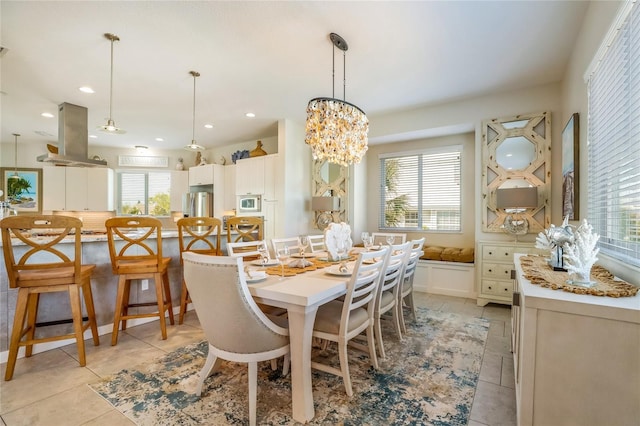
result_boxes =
[247,263,349,423]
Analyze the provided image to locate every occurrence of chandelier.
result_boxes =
[305,33,368,167]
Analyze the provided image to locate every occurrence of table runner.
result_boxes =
[262,255,358,276]
[520,255,638,297]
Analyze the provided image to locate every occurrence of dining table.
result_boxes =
[246,252,353,423]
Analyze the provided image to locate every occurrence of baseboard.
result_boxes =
[0,305,189,365]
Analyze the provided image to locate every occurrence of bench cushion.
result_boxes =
[420,246,474,263]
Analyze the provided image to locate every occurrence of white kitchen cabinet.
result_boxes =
[235,156,265,195]
[224,164,236,212]
[263,154,278,201]
[476,241,538,306]
[513,254,640,426]
[169,170,189,212]
[188,164,215,186]
[43,167,114,211]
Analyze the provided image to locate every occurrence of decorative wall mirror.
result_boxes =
[482,111,551,233]
[312,160,348,228]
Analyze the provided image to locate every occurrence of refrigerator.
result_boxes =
[182,192,213,217]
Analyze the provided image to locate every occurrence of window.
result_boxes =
[118,171,172,216]
[586,1,640,267]
[379,146,461,231]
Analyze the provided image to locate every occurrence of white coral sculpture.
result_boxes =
[535,229,553,251]
[563,219,600,281]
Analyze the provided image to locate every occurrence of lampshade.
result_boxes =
[496,187,538,209]
[305,33,369,167]
[312,196,341,212]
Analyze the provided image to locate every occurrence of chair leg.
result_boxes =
[68,284,87,367]
[282,353,290,376]
[197,348,222,396]
[248,361,258,426]
[82,279,100,346]
[399,297,408,334]
[391,302,403,341]
[374,315,386,359]
[270,359,277,370]
[406,291,417,321]
[154,272,168,340]
[4,289,29,381]
[178,278,188,325]
[163,270,175,325]
[112,275,128,346]
[25,292,39,357]
[121,279,132,331]
[366,324,379,370]
[337,339,353,397]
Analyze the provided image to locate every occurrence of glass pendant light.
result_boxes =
[184,70,205,151]
[98,33,126,134]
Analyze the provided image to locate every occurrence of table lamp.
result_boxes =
[312,196,341,230]
[496,187,538,237]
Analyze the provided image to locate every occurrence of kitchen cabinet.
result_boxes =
[224,164,236,212]
[476,241,538,306]
[43,167,114,211]
[188,163,224,186]
[263,154,278,201]
[235,156,265,195]
[170,171,189,212]
[513,254,640,426]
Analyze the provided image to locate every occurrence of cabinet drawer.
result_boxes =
[482,263,513,279]
[482,279,514,297]
[482,245,515,261]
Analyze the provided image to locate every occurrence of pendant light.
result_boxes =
[98,33,126,134]
[184,70,205,151]
[305,33,369,167]
[9,133,20,179]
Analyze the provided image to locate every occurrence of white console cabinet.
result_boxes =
[513,254,640,426]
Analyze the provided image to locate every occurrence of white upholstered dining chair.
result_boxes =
[182,253,290,426]
[399,237,425,333]
[311,246,388,397]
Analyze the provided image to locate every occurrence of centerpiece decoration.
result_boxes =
[536,216,574,271]
[563,219,600,287]
[324,222,353,263]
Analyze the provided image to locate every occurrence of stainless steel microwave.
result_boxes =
[238,195,261,213]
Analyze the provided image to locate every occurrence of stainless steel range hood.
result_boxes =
[37,102,107,167]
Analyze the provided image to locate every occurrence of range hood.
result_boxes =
[37,102,107,167]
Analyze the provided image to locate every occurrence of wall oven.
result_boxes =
[237,194,261,215]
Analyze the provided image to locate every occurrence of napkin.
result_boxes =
[324,222,353,261]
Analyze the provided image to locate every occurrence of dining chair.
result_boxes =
[182,253,290,426]
[373,241,412,358]
[105,217,174,345]
[1,215,100,381]
[227,240,271,261]
[311,246,388,397]
[177,217,222,324]
[399,237,425,333]
[371,232,407,245]
[227,216,263,243]
[307,234,326,253]
[271,236,301,256]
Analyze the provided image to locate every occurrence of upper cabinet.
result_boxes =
[235,155,266,195]
[481,111,551,233]
[189,163,219,186]
[43,167,114,211]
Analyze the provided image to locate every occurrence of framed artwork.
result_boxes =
[562,113,579,220]
[1,167,43,213]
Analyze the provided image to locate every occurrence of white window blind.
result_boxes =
[118,171,171,216]
[379,147,461,231]
[587,1,640,267]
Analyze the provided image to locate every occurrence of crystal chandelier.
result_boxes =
[305,33,368,167]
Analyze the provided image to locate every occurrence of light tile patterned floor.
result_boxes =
[0,293,516,425]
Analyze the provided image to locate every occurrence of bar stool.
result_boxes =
[226,216,263,243]
[105,217,174,345]
[176,217,222,324]
[1,215,99,381]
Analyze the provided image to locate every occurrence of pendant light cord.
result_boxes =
[109,37,114,120]
[192,73,196,141]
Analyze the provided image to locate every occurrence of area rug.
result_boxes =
[89,308,489,425]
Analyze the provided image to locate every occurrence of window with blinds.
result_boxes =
[379,146,461,231]
[586,1,640,267]
[118,171,172,216]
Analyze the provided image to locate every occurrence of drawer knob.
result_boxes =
[489,251,493,255]
[488,269,492,272]
[504,270,509,274]
[505,252,509,256]
[488,286,493,290]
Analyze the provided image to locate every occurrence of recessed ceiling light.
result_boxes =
[41,112,54,118]
[135,145,148,151]
[79,86,95,94]
[245,112,255,118]
[89,135,97,139]
[155,137,164,142]
[204,124,213,129]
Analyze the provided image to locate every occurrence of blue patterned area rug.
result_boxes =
[89,308,489,425]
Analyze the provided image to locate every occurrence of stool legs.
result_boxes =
[178,278,190,325]
[154,272,168,340]
[5,289,29,381]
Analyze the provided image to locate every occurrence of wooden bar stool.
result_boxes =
[1,215,99,381]
[226,216,263,243]
[176,217,222,324]
[105,217,174,345]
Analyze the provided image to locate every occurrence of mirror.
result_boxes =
[482,112,551,233]
[312,160,348,227]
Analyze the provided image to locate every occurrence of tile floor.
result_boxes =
[0,293,516,425]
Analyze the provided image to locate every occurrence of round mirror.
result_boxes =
[496,136,535,171]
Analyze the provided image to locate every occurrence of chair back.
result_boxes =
[307,234,326,253]
[1,215,83,288]
[403,238,425,289]
[227,240,271,261]
[377,241,412,300]
[177,217,222,263]
[371,232,407,245]
[183,253,288,354]
[340,247,389,333]
[105,217,164,275]
[227,216,263,243]
[271,237,301,256]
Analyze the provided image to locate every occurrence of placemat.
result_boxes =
[520,255,639,297]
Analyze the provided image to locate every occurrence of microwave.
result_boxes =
[238,195,261,213]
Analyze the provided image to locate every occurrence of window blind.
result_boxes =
[379,147,461,231]
[119,171,172,216]
[587,1,640,267]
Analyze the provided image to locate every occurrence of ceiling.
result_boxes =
[1,1,589,151]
